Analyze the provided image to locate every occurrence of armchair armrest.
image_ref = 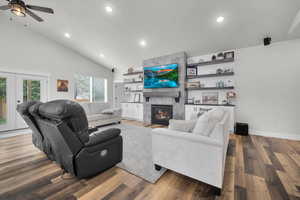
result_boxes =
[152,128,223,147]
[85,128,121,147]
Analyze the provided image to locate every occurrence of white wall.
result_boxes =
[235,39,300,140]
[114,39,300,140]
[0,18,113,102]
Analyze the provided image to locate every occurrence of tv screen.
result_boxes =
[144,63,179,89]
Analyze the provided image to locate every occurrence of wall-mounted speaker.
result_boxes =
[112,68,115,73]
[264,37,271,46]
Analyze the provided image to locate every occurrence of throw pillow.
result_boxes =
[168,119,197,132]
[204,108,226,137]
[192,112,211,136]
[209,108,225,122]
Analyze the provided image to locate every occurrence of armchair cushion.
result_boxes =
[168,119,196,132]
[85,128,121,147]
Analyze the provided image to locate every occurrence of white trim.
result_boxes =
[0,70,50,78]
[250,129,300,141]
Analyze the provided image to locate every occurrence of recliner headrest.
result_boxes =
[29,102,43,117]
[38,100,83,120]
[17,101,40,116]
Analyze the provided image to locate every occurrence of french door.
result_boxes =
[0,72,48,131]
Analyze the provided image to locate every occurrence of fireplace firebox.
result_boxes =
[151,105,173,125]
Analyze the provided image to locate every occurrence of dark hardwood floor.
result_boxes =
[0,120,299,200]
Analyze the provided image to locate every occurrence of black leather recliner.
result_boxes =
[17,100,123,178]
[16,101,54,160]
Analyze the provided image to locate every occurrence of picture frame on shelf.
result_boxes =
[187,67,197,76]
[134,93,141,102]
[202,92,219,104]
[186,81,200,88]
[224,51,234,59]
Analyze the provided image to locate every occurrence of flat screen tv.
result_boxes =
[144,63,179,89]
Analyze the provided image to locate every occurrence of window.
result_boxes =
[74,74,107,102]
[23,80,41,102]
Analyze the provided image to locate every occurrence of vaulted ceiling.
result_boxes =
[1,0,300,70]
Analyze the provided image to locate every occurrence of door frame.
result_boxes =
[15,74,48,129]
[0,72,16,131]
[0,71,49,131]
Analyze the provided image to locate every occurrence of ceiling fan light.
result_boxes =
[11,4,26,17]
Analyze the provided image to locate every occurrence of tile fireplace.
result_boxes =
[151,105,173,125]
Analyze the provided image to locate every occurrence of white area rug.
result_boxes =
[98,124,166,183]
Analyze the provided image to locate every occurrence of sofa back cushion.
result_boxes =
[80,102,110,115]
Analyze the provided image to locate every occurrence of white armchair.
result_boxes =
[152,110,230,194]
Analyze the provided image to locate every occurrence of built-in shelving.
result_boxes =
[185,103,235,107]
[123,71,143,76]
[121,102,143,104]
[187,57,234,68]
[125,90,143,92]
[187,72,234,79]
[124,81,143,84]
[186,86,234,91]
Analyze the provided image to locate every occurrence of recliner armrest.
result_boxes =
[88,127,98,134]
[85,128,121,147]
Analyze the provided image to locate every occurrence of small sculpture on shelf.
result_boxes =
[128,67,134,73]
[224,68,233,73]
[211,55,216,61]
[216,68,223,74]
[216,80,225,88]
[138,74,144,81]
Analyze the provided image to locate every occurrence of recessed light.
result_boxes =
[216,16,224,23]
[64,33,71,38]
[105,6,113,13]
[139,39,147,47]
[100,53,105,58]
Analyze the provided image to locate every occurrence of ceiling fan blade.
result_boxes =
[25,9,43,22]
[26,5,54,14]
[0,5,10,10]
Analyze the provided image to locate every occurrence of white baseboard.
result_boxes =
[250,129,300,141]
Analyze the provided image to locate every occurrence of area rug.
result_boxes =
[98,124,166,183]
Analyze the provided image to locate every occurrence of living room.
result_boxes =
[0,0,299,200]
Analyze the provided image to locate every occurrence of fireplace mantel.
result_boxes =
[143,91,181,103]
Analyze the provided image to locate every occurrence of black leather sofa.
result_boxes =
[17,100,123,178]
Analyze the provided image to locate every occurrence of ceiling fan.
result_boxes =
[0,0,54,22]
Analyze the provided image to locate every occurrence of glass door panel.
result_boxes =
[16,75,47,129]
[23,80,41,102]
[0,77,7,126]
[0,73,14,132]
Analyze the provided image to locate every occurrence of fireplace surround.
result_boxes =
[151,105,173,125]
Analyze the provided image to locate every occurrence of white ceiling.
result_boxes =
[1,0,300,70]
